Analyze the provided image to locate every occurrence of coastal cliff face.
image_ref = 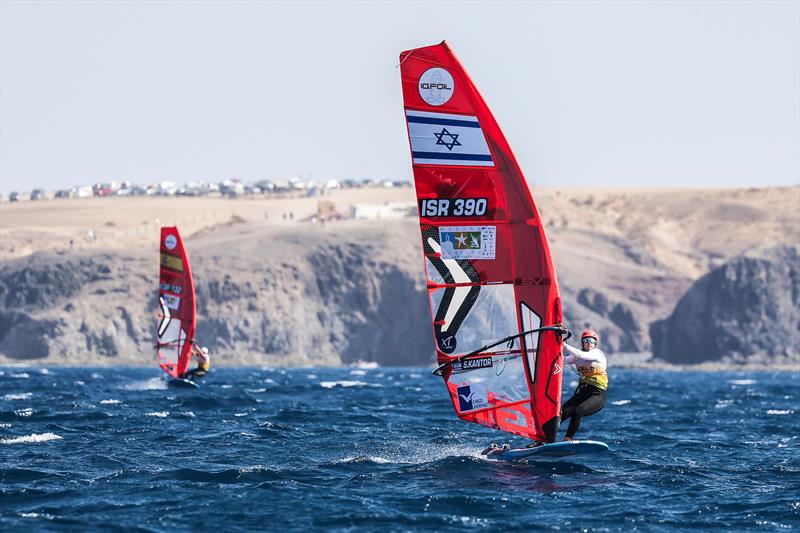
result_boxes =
[1,187,797,367]
[0,220,667,366]
[0,222,436,366]
[650,245,800,364]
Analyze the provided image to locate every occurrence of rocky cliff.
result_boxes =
[650,245,800,364]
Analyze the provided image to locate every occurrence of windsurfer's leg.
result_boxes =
[565,389,607,438]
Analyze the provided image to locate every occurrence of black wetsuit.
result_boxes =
[561,383,607,438]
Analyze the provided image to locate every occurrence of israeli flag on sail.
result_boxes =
[406,110,494,167]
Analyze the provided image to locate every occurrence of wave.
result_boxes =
[121,377,167,391]
[319,380,368,389]
[612,400,631,406]
[145,411,169,417]
[3,393,32,400]
[729,379,757,385]
[2,433,62,444]
[100,399,121,405]
[766,409,793,415]
[10,373,30,378]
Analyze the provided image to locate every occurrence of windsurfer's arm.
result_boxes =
[563,343,582,364]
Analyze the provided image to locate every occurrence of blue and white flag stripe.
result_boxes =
[406,110,494,167]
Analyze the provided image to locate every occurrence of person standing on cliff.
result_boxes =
[560,329,608,440]
[182,343,211,381]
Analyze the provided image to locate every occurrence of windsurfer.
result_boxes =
[182,343,211,381]
[560,329,608,440]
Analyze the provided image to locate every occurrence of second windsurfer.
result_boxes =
[560,329,608,440]
[183,343,211,381]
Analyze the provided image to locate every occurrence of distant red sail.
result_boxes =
[399,41,564,442]
[156,227,196,378]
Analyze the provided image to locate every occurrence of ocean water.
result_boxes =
[1,367,798,531]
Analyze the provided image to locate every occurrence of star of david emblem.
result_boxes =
[433,128,461,151]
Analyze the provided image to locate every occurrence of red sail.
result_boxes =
[399,41,564,442]
[156,227,197,378]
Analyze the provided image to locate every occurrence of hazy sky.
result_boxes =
[1,1,798,193]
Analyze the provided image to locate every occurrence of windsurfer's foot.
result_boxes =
[526,441,545,448]
[563,436,573,442]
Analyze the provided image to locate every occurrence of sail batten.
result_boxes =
[400,41,564,442]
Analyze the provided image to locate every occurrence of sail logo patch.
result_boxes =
[405,110,494,167]
[164,234,177,250]
[452,357,493,372]
[162,294,181,311]
[439,225,496,260]
[457,384,488,412]
[418,67,454,106]
[438,333,457,354]
[160,253,184,272]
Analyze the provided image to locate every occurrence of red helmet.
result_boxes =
[580,329,599,342]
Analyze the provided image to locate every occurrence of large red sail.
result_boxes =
[399,41,565,442]
[156,227,196,378]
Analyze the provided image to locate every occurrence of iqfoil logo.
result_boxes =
[418,68,454,106]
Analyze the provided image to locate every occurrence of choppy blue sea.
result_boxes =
[1,367,798,531]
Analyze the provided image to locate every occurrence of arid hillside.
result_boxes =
[0,186,797,366]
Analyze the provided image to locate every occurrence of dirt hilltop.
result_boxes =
[0,186,798,367]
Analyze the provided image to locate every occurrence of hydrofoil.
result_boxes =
[167,377,199,389]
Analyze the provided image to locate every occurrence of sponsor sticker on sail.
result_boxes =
[160,253,184,272]
[439,225,496,260]
[405,110,494,167]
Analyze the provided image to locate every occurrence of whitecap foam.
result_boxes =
[264,378,276,384]
[145,411,169,418]
[234,412,249,417]
[729,379,757,385]
[10,373,30,379]
[4,393,32,401]
[307,374,318,379]
[181,411,196,417]
[0,423,11,428]
[20,512,55,519]
[612,400,631,406]
[100,399,121,405]
[715,399,734,409]
[221,384,233,389]
[337,455,392,465]
[350,369,367,376]
[39,368,50,375]
[2,433,62,445]
[409,373,422,379]
[91,373,102,379]
[14,408,33,417]
[122,378,167,391]
[75,380,85,386]
[320,380,368,389]
[246,388,267,393]
[767,409,793,415]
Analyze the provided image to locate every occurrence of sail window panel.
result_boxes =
[519,302,542,384]
[429,283,518,356]
[446,354,529,415]
[158,319,185,369]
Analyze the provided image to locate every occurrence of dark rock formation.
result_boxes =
[650,244,800,364]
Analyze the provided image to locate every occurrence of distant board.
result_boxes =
[483,440,608,462]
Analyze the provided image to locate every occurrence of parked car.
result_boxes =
[30,188,47,200]
[9,191,20,202]
[55,189,72,199]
